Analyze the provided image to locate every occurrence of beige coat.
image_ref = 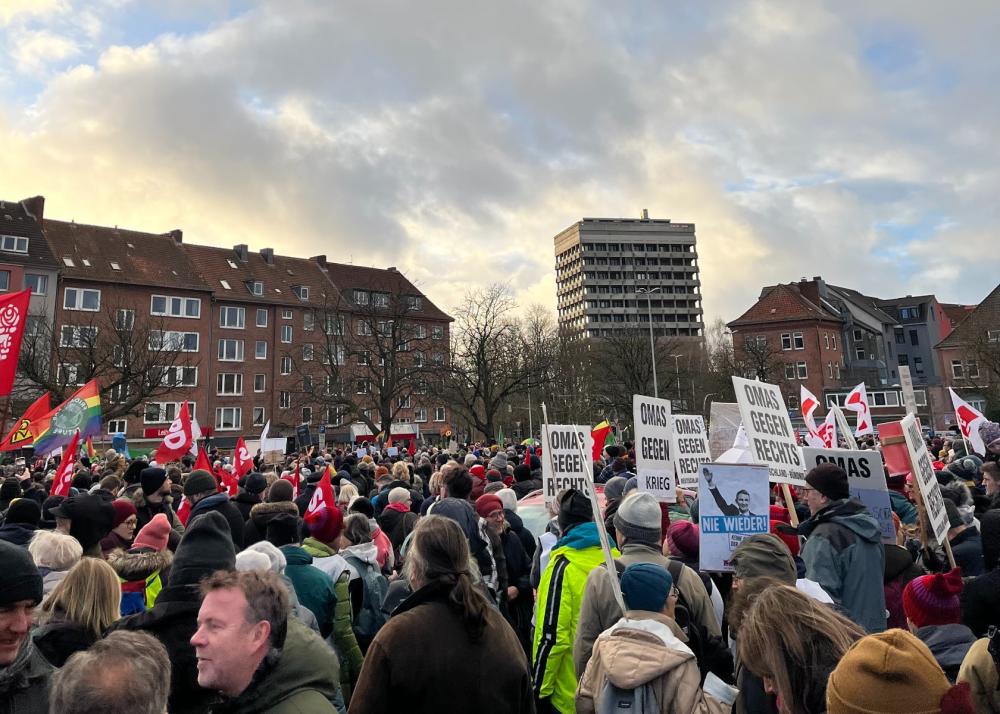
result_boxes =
[576,611,732,714]
[958,637,1000,713]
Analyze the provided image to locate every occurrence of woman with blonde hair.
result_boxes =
[32,557,121,666]
[737,583,864,714]
[391,460,410,483]
[338,482,359,509]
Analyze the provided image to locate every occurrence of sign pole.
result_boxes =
[781,483,799,527]
[832,405,859,450]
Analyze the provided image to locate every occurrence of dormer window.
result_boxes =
[227,259,238,269]
[293,285,309,301]
[63,257,75,267]
[110,261,121,270]
[248,280,263,296]
[220,279,232,290]
[0,236,28,253]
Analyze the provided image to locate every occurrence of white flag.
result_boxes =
[800,385,822,435]
[949,388,987,456]
[843,383,873,436]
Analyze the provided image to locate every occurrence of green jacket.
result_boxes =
[532,522,618,714]
[301,537,364,703]
[210,619,339,714]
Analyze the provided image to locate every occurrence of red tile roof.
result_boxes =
[728,283,841,327]
[937,285,1000,348]
[0,198,60,269]
[940,302,977,328]
[321,260,451,322]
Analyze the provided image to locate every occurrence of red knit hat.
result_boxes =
[769,505,800,557]
[111,499,137,528]
[307,504,344,545]
[903,568,964,628]
[132,513,171,551]
[666,520,699,560]
[475,494,503,519]
[469,464,486,479]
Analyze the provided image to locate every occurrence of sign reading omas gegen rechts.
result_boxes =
[633,395,675,502]
[732,376,805,485]
[542,424,593,503]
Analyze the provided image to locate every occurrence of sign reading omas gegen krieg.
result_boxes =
[732,376,805,485]
[633,395,675,502]
[542,424,593,504]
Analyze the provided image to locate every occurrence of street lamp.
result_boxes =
[637,287,661,398]
[670,353,683,406]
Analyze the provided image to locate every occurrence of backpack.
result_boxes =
[597,680,659,714]
[344,554,390,648]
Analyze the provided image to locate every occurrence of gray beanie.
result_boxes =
[463,454,478,467]
[604,476,628,502]
[613,492,662,544]
[490,453,508,471]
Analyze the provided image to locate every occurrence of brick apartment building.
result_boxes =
[5,196,452,450]
[936,283,1000,422]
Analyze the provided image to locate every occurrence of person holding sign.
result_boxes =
[798,463,887,633]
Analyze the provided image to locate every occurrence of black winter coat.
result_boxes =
[243,501,300,547]
[500,523,533,658]
[32,617,94,667]
[504,510,537,559]
[511,478,542,500]
[0,522,36,547]
[950,527,984,576]
[232,491,261,522]
[961,568,1000,637]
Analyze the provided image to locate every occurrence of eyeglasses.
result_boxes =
[123,518,138,526]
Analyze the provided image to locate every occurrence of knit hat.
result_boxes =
[557,489,592,534]
[184,470,217,497]
[826,629,972,714]
[268,479,294,503]
[769,504,800,557]
[244,473,267,495]
[0,540,42,606]
[666,520,699,560]
[236,541,286,574]
[490,453,508,471]
[620,562,673,613]
[132,513,171,552]
[463,454,478,467]
[169,511,235,588]
[730,533,796,584]
[349,496,375,518]
[40,495,64,529]
[486,468,503,483]
[306,502,343,545]
[805,462,850,501]
[469,464,485,480]
[979,420,1000,453]
[475,494,503,519]
[613,492,662,544]
[529,455,541,471]
[0,478,21,503]
[903,568,964,628]
[5,499,41,527]
[604,476,628,502]
[623,476,638,495]
[496,489,517,513]
[513,464,532,483]
[140,467,168,497]
[110,499,137,528]
[266,513,300,548]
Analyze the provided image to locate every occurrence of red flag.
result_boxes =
[591,420,612,461]
[304,468,337,533]
[234,437,254,476]
[283,463,301,499]
[0,392,50,451]
[523,448,531,466]
[218,468,239,498]
[154,401,194,464]
[50,430,81,497]
[0,289,32,397]
[194,447,213,474]
[176,495,191,526]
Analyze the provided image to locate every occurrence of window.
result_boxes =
[218,339,244,361]
[220,280,231,290]
[414,408,427,422]
[397,394,411,409]
[220,306,245,329]
[745,335,767,349]
[898,354,909,366]
[149,330,199,352]
[282,308,293,320]
[281,325,293,343]
[372,292,389,308]
[968,361,980,379]
[828,362,834,378]
[58,363,82,385]
[434,407,446,422]
[357,320,372,336]
[279,391,290,409]
[324,315,344,336]
[330,345,346,365]
[356,379,370,394]
[787,395,799,409]
[23,274,47,296]
[781,333,792,351]
[63,287,100,311]
[114,309,135,331]
[0,235,28,253]
[325,375,342,396]
[914,357,924,375]
[255,340,267,359]
[914,390,927,407]
[107,419,127,434]
[144,402,193,424]
[855,346,866,361]
[217,373,243,395]
[215,407,241,431]
[353,289,369,305]
[302,343,314,361]
[150,295,201,318]
[280,356,292,375]
[853,329,862,341]
[413,351,424,367]
[293,285,309,301]
[831,335,837,350]
[835,362,841,379]
[900,306,918,319]
[303,312,315,332]
[256,308,268,327]
[894,328,905,345]
[303,375,313,392]
[432,326,444,340]
[63,257,74,267]
[909,329,919,346]
[796,362,808,379]
[406,295,422,311]
[60,325,97,347]
[327,406,345,424]
[253,407,266,426]
[785,363,796,380]
[161,366,197,387]
[413,324,427,340]
[824,334,830,349]
[793,332,804,350]
[358,351,370,365]
[253,374,266,392]
[988,330,1000,343]
[951,360,964,379]
[431,352,444,365]
[249,280,263,296]
[302,407,312,424]
[0,271,9,291]
[110,381,128,403]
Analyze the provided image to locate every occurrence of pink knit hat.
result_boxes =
[902,568,963,628]
[132,513,171,551]
[666,520,699,560]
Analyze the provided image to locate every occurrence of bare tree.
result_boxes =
[16,297,199,420]
[586,328,682,421]
[951,312,1000,420]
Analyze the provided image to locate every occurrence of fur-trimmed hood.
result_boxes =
[107,547,173,582]
[249,500,299,528]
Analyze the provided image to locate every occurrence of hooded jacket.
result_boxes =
[915,623,977,683]
[31,613,94,668]
[232,491,262,521]
[0,522,36,548]
[0,637,52,714]
[131,489,184,546]
[243,501,298,547]
[209,618,339,714]
[280,546,337,639]
[799,498,886,633]
[958,637,1000,713]
[106,547,173,614]
[533,521,620,714]
[576,612,732,714]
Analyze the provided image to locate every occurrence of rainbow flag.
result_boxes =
[85,437,96,460]
[31,380,102,456]
[591,420,613,461]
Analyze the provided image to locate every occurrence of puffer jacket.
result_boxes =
[243,501,299,547]
[131,489,184,548]
[106,547,173,615]
[799,498,886,633]
[958,637,1000,713]
[532,521,619,714]
[0,638,52,714]
[576,612,734,714]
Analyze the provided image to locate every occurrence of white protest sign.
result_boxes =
[901,414,950,544]
[708,402,742,460]
[802,447,894,543]
[542,424,593,504]
[672,414,711,489]
[732,377,805,485]
[386,446,399,457]
[355,447,367,459]
[899,366,918,417]
[633,394,675,502]
[698,463,770,572]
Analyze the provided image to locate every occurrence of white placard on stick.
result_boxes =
[732,377,805,485]
[672,414,711,489]
[708,402,742,460]
[901,414,950,544]
[541,424,593,504]
[802,447,894,543]
[633,394,675,502]
[698,462,770,572]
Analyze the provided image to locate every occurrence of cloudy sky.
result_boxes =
[2,1,999,324]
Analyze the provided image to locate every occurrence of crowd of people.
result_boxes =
[0,420,996,712]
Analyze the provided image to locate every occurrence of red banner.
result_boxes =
[154,401,193,464]
[0,290,32,398]
[234,436,254,476]
[50,430,81,497]
[0,391,50,451]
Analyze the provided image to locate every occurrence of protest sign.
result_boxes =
[355,446,368,460]
[732,377,805,485]
[803,447,894,543]
[633,395,675,502]
[542,423,593,503]
[708,402,741,460]
[898,366,918,417]
[386,446,399,457]
[672,414,710,489]
[698,463,770,572]
[901,414,950,545]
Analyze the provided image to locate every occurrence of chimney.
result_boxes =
[260,248,274,265]
[234,244,249,262]
[386,266,397,272]
[169,229,183,244]
[797,276,826,306]
[21,196,44,223]
[640,208,649,220]
[311,255,327,268]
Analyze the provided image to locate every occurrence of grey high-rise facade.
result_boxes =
[554,212,704,340]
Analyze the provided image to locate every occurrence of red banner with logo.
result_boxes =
[0,290,31,398]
